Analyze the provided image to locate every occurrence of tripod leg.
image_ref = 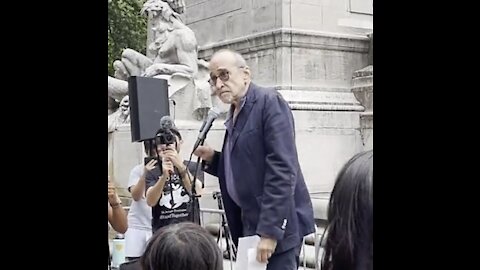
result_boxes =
[217,220,222,244]
[223,223,236,270]
[213,192,237,268]
[224,224,237,260]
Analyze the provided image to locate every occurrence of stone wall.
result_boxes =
[185,0,373,46]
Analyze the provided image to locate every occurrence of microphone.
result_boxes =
[192,107,221,152]
[159,115,175,130]
[157,115,176,174]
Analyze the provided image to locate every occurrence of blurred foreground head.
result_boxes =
[140,222,223,270]
[321,150,373,270]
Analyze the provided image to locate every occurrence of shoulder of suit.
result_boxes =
[251,84,279,98]
[253,85,283,104]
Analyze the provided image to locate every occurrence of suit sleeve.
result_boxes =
[256,92,298,241]
[201,150,221,177]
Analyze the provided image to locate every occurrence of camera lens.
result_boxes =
[166,134,174,144]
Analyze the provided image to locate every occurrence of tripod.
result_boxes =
[213,191,237,262]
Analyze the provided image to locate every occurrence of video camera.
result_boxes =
[155,115,176,146]
[155,128,175,146]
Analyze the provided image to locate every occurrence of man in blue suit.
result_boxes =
[194,49,315,270]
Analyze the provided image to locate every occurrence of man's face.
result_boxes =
[208,53,249,104]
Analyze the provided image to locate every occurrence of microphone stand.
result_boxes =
[187,138,204,226]
[165,143,175,207]
[188,110,218,225]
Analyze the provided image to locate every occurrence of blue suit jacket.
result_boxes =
[203,83,315,253]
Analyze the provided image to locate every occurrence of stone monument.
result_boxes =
[107,0,229,201]
[107,0,229,122]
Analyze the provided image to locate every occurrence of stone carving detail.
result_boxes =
[108,95,130,133]
[351,65,373,112]
[108,0,223,124]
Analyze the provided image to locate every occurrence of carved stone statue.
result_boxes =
[108,95,130,133]
[108,0,223,121]
[161,0,186,14]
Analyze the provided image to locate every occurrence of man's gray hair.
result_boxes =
[212,48,247,67]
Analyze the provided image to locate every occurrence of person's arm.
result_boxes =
[255,92,299,261]
[177,166,204,196]
[161,148,197,196]
[129,160,157,201]
[145,174,168,207]
[178,166,193,194]
[130,180,146,201]
[108,202,128,234]
[145,159,173,207]
[108,180,128,233]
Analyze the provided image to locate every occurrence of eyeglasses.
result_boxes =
[208,70,230,87]
[208,66,245,87]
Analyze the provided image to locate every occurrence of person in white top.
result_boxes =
[124,141,157,261]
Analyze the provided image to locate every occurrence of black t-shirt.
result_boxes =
[145,161,204,232]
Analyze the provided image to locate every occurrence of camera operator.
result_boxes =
[145,121,204,233]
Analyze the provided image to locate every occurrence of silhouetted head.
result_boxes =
[321,150,373,270]
[140,222,223,270]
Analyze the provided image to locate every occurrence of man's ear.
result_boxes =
[243,66,251,80]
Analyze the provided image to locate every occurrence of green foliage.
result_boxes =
[108,0,147,76]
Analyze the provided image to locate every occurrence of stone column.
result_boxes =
[352,65,373,151]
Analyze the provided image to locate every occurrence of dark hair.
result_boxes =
[143,141,155,157]
[321,150,373,270]
[169,128,182,140]
[140,222,223,270]
[154,126,183,141]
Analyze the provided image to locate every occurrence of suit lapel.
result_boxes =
[230,83,257,152]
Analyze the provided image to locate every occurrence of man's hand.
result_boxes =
[193,145,215,163]
[256,236,277,263]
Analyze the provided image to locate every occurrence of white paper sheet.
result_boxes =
[235,235,267,270]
